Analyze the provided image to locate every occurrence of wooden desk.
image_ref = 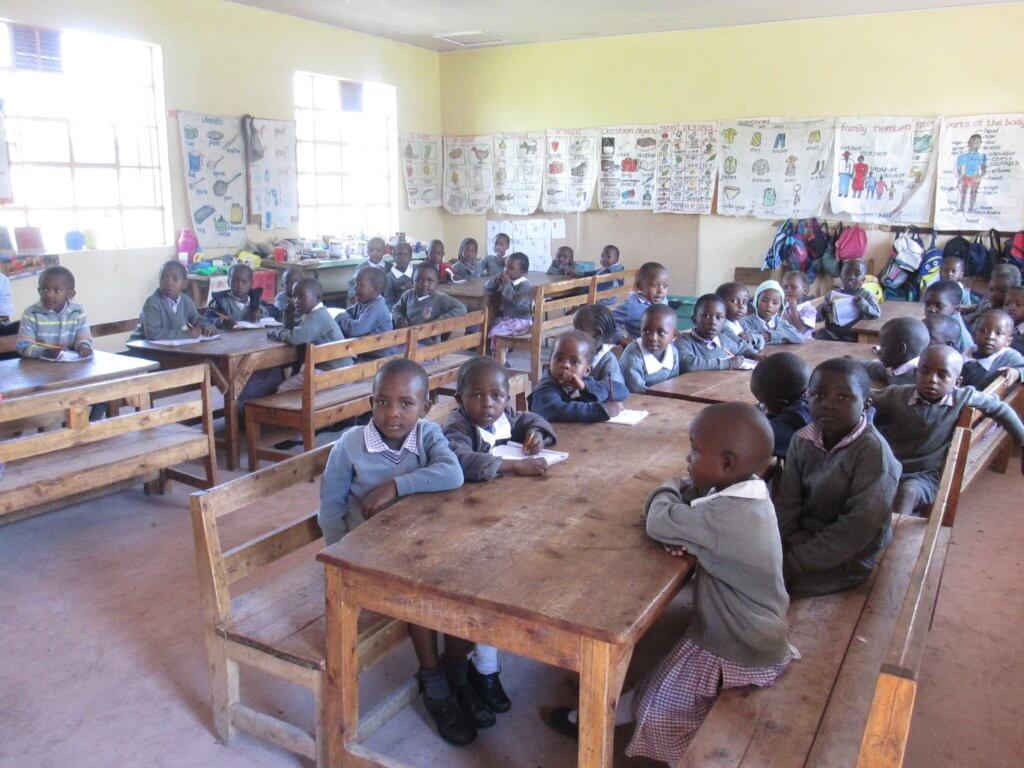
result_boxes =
[126,330,299,470]
[318,394,701,768]
[436,271,575,311]
[853,300,923,343]
[0,351,159,399]
[647,340,875,405]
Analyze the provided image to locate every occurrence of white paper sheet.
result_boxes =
[179,112,247,248]
[598,125,658,210]
[444,135,494,215]
[400,133,442,209]
[606,409,649,426]
[492,442,569,466]
[542,129,599,213]
[492,132,544,215]
[152,334,222,346]
[654,122,719,214]
[39,350,85,362]
[828,293,861,326]
[232,317,283,329]
[487,218,552,271]
[246,118,298,230]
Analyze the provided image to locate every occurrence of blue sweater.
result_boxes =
[961,347,1024,390]
[612,292,668,340]
[528,371,629,423]
[590,346,627,394]
[768,397,812,459]
[739,312,804,345]
[619,340,680,393]
[337,295,393,338]
[675,330,757,372]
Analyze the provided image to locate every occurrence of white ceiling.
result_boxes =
[231,0,1011,52]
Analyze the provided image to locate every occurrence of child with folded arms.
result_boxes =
[529,331,628,422]
[620,304,680,393]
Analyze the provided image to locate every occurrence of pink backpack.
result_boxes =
[836,224,868,261]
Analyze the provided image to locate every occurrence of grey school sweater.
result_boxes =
[384,268,415,307]
[873,384,1024,474]
[391,289,467,327]
[590,345,627,394]
[132,289,214,340]
[484,276,533,319]
[644,477,791,667]
[267,305,349,369]
[961,347,1024,390]
[450,259,483,281]
[675,330,758,372]
[739,313,805,345]
[442,407,557,482]
[619,340,679,393]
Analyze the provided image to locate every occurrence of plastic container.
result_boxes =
[177,229,199,261]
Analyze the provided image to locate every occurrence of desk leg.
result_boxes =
[577,638,633,768]
[325,567,360,768]
[221,360,241,471]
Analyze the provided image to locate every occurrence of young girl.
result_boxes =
[716,281,751,340]
[961,309,1024,388]
[572,303,626,392]
[480,232,509,278]
[548,246,576,276]
[620,304,680,393]
[450,237,482,281]
[675,294,759,372]
[739,280,804,345]
[781,270,817,339]
[427,239,453,284]
[485,252,533,340]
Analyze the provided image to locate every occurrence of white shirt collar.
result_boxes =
[1016,321,1024,335]
[724,318,742,335]
[592,343,614,367]
[311,302,325,312]
[511,276,528,287]
[364,420,420,457]
[391,265,413,279]
[691,477,769,507]
[416,292,433,302]
[643,344,677,375]
[890,356,919,376]
[909,389,956,406]
[689,329,721,349]
[477,413,512,446]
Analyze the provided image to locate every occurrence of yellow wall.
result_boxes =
[439,3,1024,293]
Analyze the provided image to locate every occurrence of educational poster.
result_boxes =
[400,133,442,209]
[0,112,11,203]
[486,218,553,271]
[245,117,298,230]
[654,121,719,214]
[541,128,599,213]
[492,132,544,215]
[717,118,834,219]
[443,135,494,215]
[0,253,59,280]
[934,114,1024,231]
[827,117,938,224]
[598,125,658,210]
[178,112,247,249]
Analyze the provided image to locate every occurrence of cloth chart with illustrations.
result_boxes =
[444,135,494,215]
[934,114,1024,231]
[598,125,659,210]
[654,122,719,214]
[178,112,247,248]
[244,116,298,230]
[486,218,553,271]
[717,118,835,219]
[400,133,442,209]
[492,132,544,215]
[541,129,599,213]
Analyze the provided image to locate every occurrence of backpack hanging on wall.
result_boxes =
[917,251,943,296]
[819,222,841,277]
[1003,231,1024,272]
[763,219,793,270]
[880,227,923,293]
[943,234,971,271]
[835,224,868,261]
[966,234,992,278]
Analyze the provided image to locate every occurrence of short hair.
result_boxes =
[394,241,412,255]
[428,238,445,254]
[881,316,931,358]
[991,263,1022,286]
[694,292,725,316]
[355,265,387,294]
[573,303,617,342]
[373,358,429,397]
[811,357,871,398]
[923,314,961,344]
[228,262,253,280]
[782,269,809,287]
[924,279,962,305]
[715,281,746,298]
[841,258,866,274]
[637,261,667,283]
[602,244,620,258]
[159,260,187,281]
[977,307,1013,330]
[557,245,574,259]
[494,232,510,245]
[39,265,75,290]
[643,303,678,326]
[456,355,508,394]
[367,236,385,248]
[414,262,439,280]
[555,329,595,361]
[295,277,323,300]
[458,237,478,259]
[692,402,774,475]
[508,252,529,272]
[751,352,810,404]
[942,254,964,266]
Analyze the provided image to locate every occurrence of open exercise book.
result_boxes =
[231,317,283,329]
[491,442,569,466]
[152,334,222,346]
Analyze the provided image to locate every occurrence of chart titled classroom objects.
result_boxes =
[934,114,1024,231]
[654,121,718,214]
[400,133,442,209]
[492,132,544,215]
[717,118,834,219]
[541,128,599,213]
[179,112,247,248]
[245,117,298,230]
[444,135,494,215]
[598,125,658,211]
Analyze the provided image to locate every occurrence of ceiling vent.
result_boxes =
[433,30,508,48]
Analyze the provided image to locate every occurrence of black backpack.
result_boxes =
[943,235,971,271]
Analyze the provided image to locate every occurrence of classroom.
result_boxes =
[2,1,1024,766]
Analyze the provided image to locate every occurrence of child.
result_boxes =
[775,358,900,596]
[1005,285,1024,354]
[864,316,931,387]
[547,245,576,276]
[716,281,753,343]
[528,331,628,422]
[612,261,669,341]
[450,237,482,281]
[205,263,279,328]
[922,279,974,352]
[485,252,533,339]
[939,255,977,307]
[337,266,394,343]
[964,264,1021,326]
[675,294,759,372]
[961,309,1024,389]
[17,266,93,359]
[480,232,509,278]
[813,259,880,342]
[274,268,301,321]
[740,280,804,345]
[750,352,812,459]
[348,236,388,304]
[316,360,475,745]
[391,263,467,333]
[923,313,962,349]
[620,304,680,393]
[384,241,415,307]
[270,278,349,391]
[572,303,626,392]
[873,345,1024,517]
[781,270,817,339]
[596,244,625,306]
[133,260,216,340]
[427,239,454,283]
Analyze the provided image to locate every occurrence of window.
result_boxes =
[0,22,171,250]
[293,71,398,241]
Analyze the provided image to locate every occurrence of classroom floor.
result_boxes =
[2,438,1022,766]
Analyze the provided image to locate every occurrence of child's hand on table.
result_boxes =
[220,317,237,329]
[522,428,545,455]
[361,480,398,518]
[188,325,202,338]
[512,457,548,477]
[248,309,262,322]
[75,342,93,358]
[603,400,624,418]
[201,325,217,337]
[728,355,747,370]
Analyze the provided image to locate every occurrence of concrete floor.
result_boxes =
[1,442,1022,767]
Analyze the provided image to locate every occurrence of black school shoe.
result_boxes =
[468,664,512,713]
[547,706,579,739]
[455,682,496,728]
[422,690,477,746]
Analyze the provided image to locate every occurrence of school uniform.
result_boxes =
[337,294,393,341]
[17,300,92,358]
[347,258,388,304]
[767,397,812,459]
[961,347,1024,390]
[132,289,213,340]
[528,371,629,423]
[612,292,668,340]
[952,311,975,353]
[391,289,467,330]
[619,340,679,394]
[674,330,757,372]
[384,265,415,307]
[957,282,979,307]
[789,299,818,339]
[450,259,483,281]
[547,263,573,275]
[590,343,627,394]
[317,420,464,545]
[739,312,804,345]
[268,303,350,383]
[204,289,279,327]
[274,289,291,316]
[596,263,625,306]
[1012,323,1024,355]
[442,407,556,482]
[864,357,919,387]
[485,275,533,337]
[775,416,900,596]
[479,255,505,278]
[814,287,881,342]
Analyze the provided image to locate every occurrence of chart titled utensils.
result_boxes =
[542,128,599,213]
[400,134,443,209]
[179,111,247,248]
[598,125,659,211]
[654,122,719,214]
[491,132,544,216]
[443,135,494,215]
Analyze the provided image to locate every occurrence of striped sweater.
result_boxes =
[17,300,92,358]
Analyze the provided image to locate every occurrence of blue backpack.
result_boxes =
[763,219,793,270]
[966,234,992,278]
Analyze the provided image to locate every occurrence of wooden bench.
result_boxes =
[958,373,1020,494]
[0,365,217,525]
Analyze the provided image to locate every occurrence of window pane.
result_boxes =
[340,206,366,237]
[0,23,10,68]
[366,206,392,237]
[346,174,389,206]
[75,208,123,249]
[315,174,342,205]
[313,76,340,110]
[293,72,312,108]
[122,209,164,246]
[316,206,344,237]
[0,209,27,232]
[295,109,314,141]
[340,112,370,145]
[18,120,70,162]
[297,173,316,206]
[16,165,74,207]
[120,167,158,206]
[314,112,340,142]
[113,86,155,127]
[13,71,70,119]
[74,167,119,207]
[298,206,318,239]
[316,143,342,172]
[341,145,367,178]
[296,142,315,172]
[71,121,116,163]
[27,209,76,251]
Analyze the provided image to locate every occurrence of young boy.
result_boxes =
[337,266,394,344]
[781,270,817,339]
[961,309,1024,389]
[270,278,349,390]
[529,331,628,422]
[612,261,669,341]
[675,294,759,372]
[205,263,279,328]
[740,280,804,345]
[384,241,415,307]
[480,232,509,278]
[596,244,625,306]
[716,282,754,344]
[17,266,93,359]
[316,360,475,745]
[620,304,680,393]
[814,259,880,342]
[274,268,301,324]
[450,238,482,281]
[873,345,1024,517]
[1005,285,1024,354]
[775,357,900,596]
[864,316,931,387]
[923,313,962,349]
[547,246,576,276]
[133,260,216,340]
[750,352,812,459]
[923,279,975,352]
[426,239,453,283]
[391,263,467,333]
[939,255,978,307]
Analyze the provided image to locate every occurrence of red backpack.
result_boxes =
[1004,231,1024,272]
[836,224,868,261]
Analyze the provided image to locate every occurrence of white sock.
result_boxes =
[565,689,635,726]
[471,644,500,675]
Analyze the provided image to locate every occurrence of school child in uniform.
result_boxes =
[961,309,1024,389]
[781,270,817,339]
[485,252,533,340]
[133,260,216,340]
[572,303,626,393]
[775,358,900,596]
[1005,285,1024,354]
[964,264,1021,326]
[923,279,975,353]
[716,281,755,346]
[740,280,804,345]
[450,237,482,281]
[348,236,389,304]
[205,263,280,328]
[675,294,760,372]
[863,316,931,387]
[612,261,669,341]
[528,331,628,422]
[750,352,812,459]
[427,239,454,283]
[384,241,415,307]
[547,245,576,276]
[337,266,394,346]
[270,278,350,391]
[391,263,467,333]
[274,268,301,322]
[596,243,625,306]
[17,266,93,358]
[939,255,979,307]
[813,259,880,342]
[480,232,509,278]
[923,314,962,349]
[872,345,1024,517]
[620,304,680,393]
[316,360,476,745]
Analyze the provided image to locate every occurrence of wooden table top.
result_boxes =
[436,270,572,298]
[319,394,699,645]
[1,350,160,399]
[853,300,923,335]
[126,328,292,361]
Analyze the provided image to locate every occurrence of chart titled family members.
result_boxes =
[178,111,248,248]
[654,122,719,214]
[541,128,599,213]
[598,125,658,210]
[492,132,544,215]
[401,133,442,209]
